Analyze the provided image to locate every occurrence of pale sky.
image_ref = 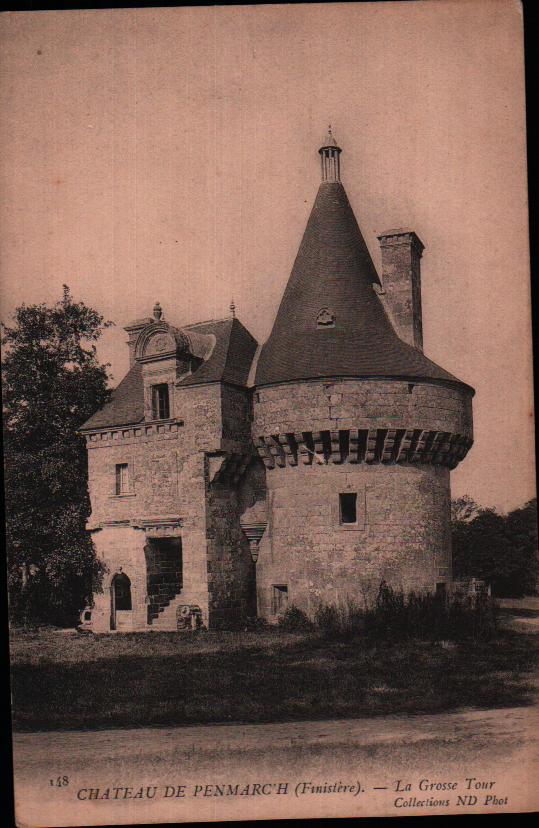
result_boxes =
[0,2,534,512]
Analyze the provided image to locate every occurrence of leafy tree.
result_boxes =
[504,500,539,596]
[452,496,538,597]
[451,495,481,525]
[2,286,112,626]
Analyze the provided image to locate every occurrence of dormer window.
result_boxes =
[316,307,336,328]
[151,383,170,420]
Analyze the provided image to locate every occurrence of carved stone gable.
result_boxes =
[135,322,190,364]
[146,331,175,357]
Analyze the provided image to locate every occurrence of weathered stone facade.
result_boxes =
[252,378,472,616]
[83,319,258,632]
[377,230,425,350]
[255,462,453,618]
[81,131,474,631]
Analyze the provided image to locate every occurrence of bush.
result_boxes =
[241,615,270,631]
[278,605,314,631]
[310,582,499,643]
[314,598,364,640]
[363,581,498,643]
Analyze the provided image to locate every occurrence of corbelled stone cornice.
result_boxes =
[256,428,472,470]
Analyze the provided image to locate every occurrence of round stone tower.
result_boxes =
[252,129,474,619]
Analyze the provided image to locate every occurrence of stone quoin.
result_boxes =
[80,128,474,631]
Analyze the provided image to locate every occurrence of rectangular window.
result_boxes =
[115,463,130,495]
[272,585,288,615]
[152,383,170,420]
[339,492,357,524]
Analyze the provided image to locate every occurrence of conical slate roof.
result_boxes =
[255,181,472,391]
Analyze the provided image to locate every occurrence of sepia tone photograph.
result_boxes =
[1,1,537,825]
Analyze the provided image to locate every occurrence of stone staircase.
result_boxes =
[150,593,191,630]
[146,575,183,624]
[145,537,183,625]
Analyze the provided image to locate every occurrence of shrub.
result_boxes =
[242,615,270,631]
[314,599,364,640]
[278,605,314,631]
[363,581,498,643]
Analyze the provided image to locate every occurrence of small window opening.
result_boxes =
[316,307,336,328]
[339,492,357,524]
[436,582,447,598]
[115,463,130,495]
[272,585,288,615]
[152,383,170,420]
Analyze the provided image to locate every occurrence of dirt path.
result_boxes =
[13,703,539,825]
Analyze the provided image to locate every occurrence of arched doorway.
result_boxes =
[110,573,132,631]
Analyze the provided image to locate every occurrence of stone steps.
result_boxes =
[150,593,188,630]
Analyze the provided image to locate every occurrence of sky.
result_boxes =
[0,1,534,512]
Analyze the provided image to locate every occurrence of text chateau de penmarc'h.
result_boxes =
[80,129,475,633]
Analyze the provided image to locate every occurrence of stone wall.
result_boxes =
[252,378,468,621]
[174,383,223,450]
[221,384,253,445]
[254,378,473,440]
[255,461,451,620]
[85,370,469,629]
[206,462,256,627]
[85,384,228,630]
[85,380,257,630]
[90,526,148,632]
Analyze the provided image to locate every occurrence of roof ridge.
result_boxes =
[184,316,232,329]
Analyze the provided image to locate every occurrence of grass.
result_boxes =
[9,625,539,732]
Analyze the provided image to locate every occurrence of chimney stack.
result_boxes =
[377,229,425,351]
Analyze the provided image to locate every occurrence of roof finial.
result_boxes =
[153,301,163,321]
[319,125,342,182]
[229,298,236,319]
[322,124,338,148]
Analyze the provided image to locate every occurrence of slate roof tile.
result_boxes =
[80,317,257,431]
[255,182,473,394]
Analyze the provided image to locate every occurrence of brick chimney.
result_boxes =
[377,229,425,351]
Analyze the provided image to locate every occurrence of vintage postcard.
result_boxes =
[2,2,537,826]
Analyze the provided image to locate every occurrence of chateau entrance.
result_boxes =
[111,572,132,631]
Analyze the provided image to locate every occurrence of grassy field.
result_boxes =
[9,625,539,732]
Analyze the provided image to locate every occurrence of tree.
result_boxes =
[2,286,112,626]
[452,496,538,597]
[504,500,539,596]
[450,495,481,525]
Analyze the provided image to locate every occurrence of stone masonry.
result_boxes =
[81,130,474,631]
[252,379,472,616]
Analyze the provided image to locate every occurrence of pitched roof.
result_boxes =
[80,317,257,431]
[80,361,145,431]
[255,182,473,392]
[180,317,257,387]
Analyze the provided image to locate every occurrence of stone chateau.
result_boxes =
[81,129,474,632]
